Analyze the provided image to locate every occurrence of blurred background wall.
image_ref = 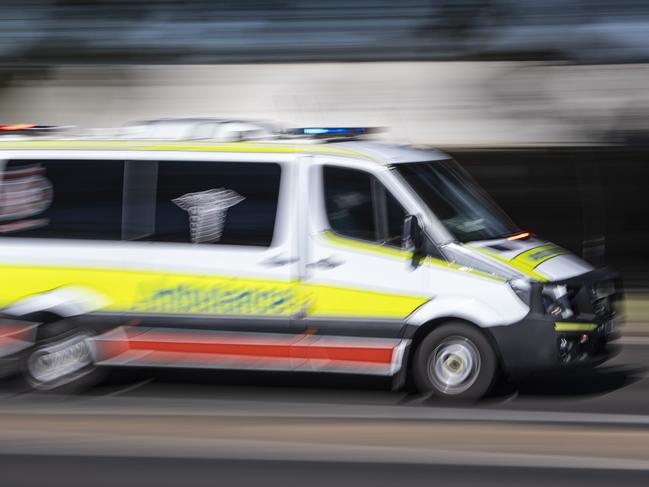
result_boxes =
[1,0,649,285]
[3,62,649,146]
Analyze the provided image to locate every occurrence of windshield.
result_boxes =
[395,160,519,243]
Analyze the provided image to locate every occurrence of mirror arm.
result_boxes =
[403,214,425,268]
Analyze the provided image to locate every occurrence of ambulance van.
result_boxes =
[0,125,620,399]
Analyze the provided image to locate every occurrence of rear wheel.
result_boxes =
[412,322,498,400]
[21,319,102,392]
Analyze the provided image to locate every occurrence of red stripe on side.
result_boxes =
[94,328,397,366]
[298,344,393,364]
[128,339,295,359]
[0,323,34,344]
[127,340,394,365]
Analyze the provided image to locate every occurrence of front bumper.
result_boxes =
[488,313,616,378]
[488,268,621,378]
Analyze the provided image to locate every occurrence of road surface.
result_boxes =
[0,337,648,486]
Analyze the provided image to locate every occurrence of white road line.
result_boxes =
[3,397,649,427]
[618,336,649,345]
[1,437,649,471]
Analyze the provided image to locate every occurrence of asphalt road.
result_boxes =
[3,456,649,487]
[0,339,648,486]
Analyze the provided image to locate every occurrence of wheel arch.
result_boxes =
[396,316,504,391]
[3,286,109,320]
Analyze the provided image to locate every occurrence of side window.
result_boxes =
[323,166,406,246]
[151,161,281,247]
[323,166,376,241]
[0,159,124,240]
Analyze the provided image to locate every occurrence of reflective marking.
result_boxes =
[93,327,408,376]
[468,244,549,281]
[512,244,569,270]
[0,264,427,320]
[554,322,598,332]
[322,231,506,282]
[0,140,381,162]
[0,321,37,357]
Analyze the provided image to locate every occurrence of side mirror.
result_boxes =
[402,215,425,267]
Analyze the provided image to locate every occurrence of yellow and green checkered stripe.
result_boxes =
[469,243,569,281]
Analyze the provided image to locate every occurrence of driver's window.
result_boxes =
[323,166,406,247]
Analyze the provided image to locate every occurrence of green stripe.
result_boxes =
[554,322,598,332]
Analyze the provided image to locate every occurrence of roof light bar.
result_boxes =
[0,124,70,135]
[0,124,37,131]
[289,127,380,138]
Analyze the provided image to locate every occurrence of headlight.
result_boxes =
[542,284,573,319]
[509,278,532,306]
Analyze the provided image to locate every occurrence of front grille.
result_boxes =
[593,296,612,318]
[565,278,620,323]
[553,271,622,362]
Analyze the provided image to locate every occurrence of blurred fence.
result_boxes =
[2,0,649,64]
[3,62,649,146]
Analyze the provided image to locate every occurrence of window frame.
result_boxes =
[0,157,126,241]
[322,165,407,249]
[152,158,282,249]
[0,151,295,249]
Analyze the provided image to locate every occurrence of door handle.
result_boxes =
[260,255,299,267]
[307,256,345,269]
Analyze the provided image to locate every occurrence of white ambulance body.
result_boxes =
[0,128,619,398]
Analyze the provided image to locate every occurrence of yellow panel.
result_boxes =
[0,264,427,320]
[0,139,380,163]
[323,231,505,282]
[0,265,301,317]
[304,283,428,319]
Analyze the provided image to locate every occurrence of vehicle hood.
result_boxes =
[465,237,594,282]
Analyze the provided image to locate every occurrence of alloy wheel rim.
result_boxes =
[428,336,481,395]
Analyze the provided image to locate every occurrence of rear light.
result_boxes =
[0,124,37,131]
[0,124,69,136]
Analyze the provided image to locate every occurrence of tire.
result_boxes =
[20,318,104,393]
[412,322,498,400]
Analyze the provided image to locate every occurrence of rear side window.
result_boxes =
[0,159,124,239]
[147,161,281,247]
[323,166,406,246]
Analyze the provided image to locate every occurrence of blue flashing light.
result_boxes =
[295,127,369,136]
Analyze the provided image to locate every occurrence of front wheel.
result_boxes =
[412,322,498,400]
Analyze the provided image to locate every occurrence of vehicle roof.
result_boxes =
[0,139,449,165]
[129,117,231,124]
